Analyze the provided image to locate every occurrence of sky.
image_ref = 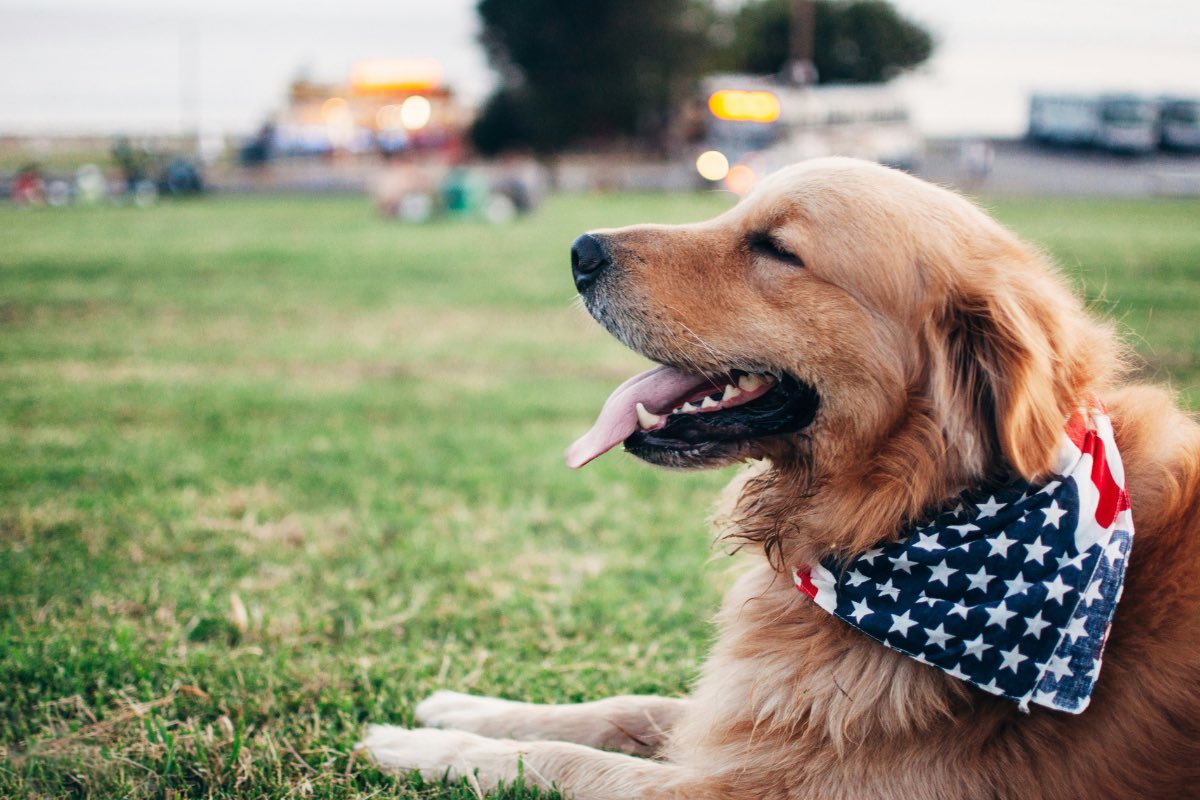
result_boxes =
[1,0,1198,138]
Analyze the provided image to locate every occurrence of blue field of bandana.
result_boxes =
[802,476,1132,713]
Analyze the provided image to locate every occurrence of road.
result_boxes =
[918,140,1200,197]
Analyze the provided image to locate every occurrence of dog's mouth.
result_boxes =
[566,365,819,469]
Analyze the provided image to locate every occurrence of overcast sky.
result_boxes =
[2,0,1198,137]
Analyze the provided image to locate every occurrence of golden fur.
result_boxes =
[364,158,1200,799]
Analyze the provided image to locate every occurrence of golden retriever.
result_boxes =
[363,158,1200,799]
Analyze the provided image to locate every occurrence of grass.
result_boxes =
[1,190,1199,798]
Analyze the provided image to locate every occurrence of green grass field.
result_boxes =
[2,191,1199,798]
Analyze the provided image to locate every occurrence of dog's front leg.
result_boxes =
[361,726,692,799]
[414,691,690,757]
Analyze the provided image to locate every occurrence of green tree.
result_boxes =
[471,0,712,155]
[717,0,934,84]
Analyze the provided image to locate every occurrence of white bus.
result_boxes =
[1028,94,1098,147]
[1160,97,1200,151]
[1028,93,1160,154]
[693,74,923,194]
[1096,95,1160,153]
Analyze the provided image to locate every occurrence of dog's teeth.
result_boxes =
[722,384,741,401]
[738,374,764,392]
[701,396,719,409]
[681,402,698,413]
[636,403,661,429]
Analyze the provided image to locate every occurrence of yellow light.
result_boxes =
[724,164,758,195]
[350,58,443,93]
[399,95,432,130]
[708,90,781,123]
[696,150,730,181]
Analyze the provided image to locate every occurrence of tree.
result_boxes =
[716,0,934,84]
[471,0,712,155]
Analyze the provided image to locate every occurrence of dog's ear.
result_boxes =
[934,247,1112,482]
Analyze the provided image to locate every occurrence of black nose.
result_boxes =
[571,233,610,292]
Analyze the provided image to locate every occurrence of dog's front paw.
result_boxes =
[415,690,520,729]
[359,725,484,782]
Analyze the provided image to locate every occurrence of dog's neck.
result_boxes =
[727,401,995,570]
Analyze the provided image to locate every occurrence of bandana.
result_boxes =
[794,403,1133,714]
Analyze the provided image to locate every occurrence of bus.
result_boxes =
[1159,97,1200,151]
[1028,93,1160,154]
[693,74,923,194]
[1096,94,1160,153]
[1028,94,1098,147]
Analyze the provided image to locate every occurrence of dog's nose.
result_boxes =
[571,233,610,292]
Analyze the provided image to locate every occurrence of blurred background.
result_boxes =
[4,0,1200,203]
[3,2,1200,798]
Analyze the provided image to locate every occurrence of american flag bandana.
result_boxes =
[795,403,1133,713]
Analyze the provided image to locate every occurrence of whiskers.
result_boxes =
[663,305,739,381]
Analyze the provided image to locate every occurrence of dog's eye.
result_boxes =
[748,233,804,268]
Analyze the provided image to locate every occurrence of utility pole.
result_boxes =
[788,0,817,86]
[178,22,201,154]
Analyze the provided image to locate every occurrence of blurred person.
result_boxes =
[111,136,150,196]
[10,163,45,205]
[160,156,204,197]
[491,152,544,216]
[959,138,994,185]
[74,164,108,205]
[374,150,438,222]
[240,120,277,168]
[45,179,72,207]
[440,160,489,217]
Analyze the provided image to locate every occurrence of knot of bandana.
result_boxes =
[794,403,1133,714]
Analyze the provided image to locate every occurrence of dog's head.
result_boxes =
[568,158,1121,559]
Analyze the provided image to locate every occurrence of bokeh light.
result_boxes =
[399,96,432,130]
[695,150,730,181]
[708,90,781,123]
[724,163,757,195]
[320,97,349,122]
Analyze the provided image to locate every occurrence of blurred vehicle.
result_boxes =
[691,74,922,194]
[1096,94,1159,154]
[1028,93,1160,154]
[269,60,468,161]
[1159,96,1200,152]
[1028,94,1099,147]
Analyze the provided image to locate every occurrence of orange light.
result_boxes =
[724,164,758,195]
[708,90,781,123]
[350,58,443,93]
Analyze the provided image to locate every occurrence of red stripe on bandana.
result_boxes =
[1064,409,1089,450]
[1065,401,1129,531]
[1081,428,1131,529]
[795,567,818,599]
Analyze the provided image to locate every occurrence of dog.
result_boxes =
[363,158,1200,799]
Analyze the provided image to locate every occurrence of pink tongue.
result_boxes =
[565,365,712,469]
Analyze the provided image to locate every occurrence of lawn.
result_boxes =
[1,190,1198,799]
